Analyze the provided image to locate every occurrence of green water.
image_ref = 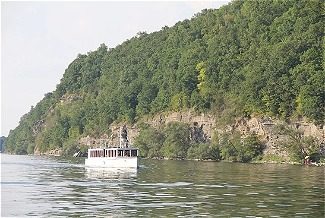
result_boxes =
[1,154,324,217]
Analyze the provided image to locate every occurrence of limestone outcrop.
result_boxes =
[79,111,324,161]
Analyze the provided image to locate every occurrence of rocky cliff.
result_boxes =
[79,111,324,160]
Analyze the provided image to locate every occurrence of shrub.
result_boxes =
[62,140,79,156]
[187,143,220,160]
[238,134,264,162]
[219,132,240,162]
[274,124,321,162]
[161,122,190,159]
[134,126,165,158]
[218,132,264,162]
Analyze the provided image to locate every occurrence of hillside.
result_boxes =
[0,136,6,153]
[5,0,324,161]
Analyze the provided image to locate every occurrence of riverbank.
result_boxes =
[126,155,325,166]
[2,151,324,167]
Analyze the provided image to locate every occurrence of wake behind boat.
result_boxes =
[85,125,139,168]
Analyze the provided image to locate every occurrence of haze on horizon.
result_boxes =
[1,1,230,136]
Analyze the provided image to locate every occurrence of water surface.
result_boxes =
[1,154,324,217]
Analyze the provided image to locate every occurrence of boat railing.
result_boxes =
[88,147,138,158]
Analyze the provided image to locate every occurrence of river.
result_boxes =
[1,154,324,217]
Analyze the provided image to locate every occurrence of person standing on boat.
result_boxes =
[121,125,129,148]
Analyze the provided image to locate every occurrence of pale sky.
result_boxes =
[1,1,230,136]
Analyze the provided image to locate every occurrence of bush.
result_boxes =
[135,123,263,162]
[218,132,264,162]
[274,124,322,162]
[27,143,35,154]
[238,134,264,162]
[161,122,190,159]
[62,140,79,156]
[219,133,240,161]
[187,143,220,160]
[15,145,28,155]
[134,126,165,158]
[135,122,191,159]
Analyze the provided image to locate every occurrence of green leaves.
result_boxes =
[162,122,190,159]
[134,122,191,159]
[274,124,321,162]
[218,132,263,162]
[134,122,262,162]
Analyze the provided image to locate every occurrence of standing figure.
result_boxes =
[120,125,129,148]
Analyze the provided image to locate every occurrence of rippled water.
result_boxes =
[1,154,324,217]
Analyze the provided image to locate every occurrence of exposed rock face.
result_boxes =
[190,122,207,143]
[223,117,324,160]
[34,148,62,156]
[32,119,45,136]
[146,111,215,140]
[79,134,111,148]
[79,125,140,148]
[60,93,82,105]
[79,111,324,159]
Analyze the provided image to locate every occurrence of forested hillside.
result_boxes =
[6,0,324,155]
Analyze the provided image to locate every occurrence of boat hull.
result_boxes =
[85,157,139,168]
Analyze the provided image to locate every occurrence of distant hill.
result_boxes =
[5,0,324,155]
[0,136,6,153]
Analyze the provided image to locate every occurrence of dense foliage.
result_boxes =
[274,124,322,162]
[5,0,324,155]
[218,132,264,162]
[134,122,263,162]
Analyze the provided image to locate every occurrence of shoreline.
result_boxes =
[138,156,325,166]
[2,152,324,166]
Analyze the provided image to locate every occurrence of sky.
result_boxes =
[1,1,230,137]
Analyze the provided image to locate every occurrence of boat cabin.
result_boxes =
[88,148,138,158]
[85,126,139,168]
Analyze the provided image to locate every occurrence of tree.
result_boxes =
[274,124,321,162]
[161,122,190,159]
[134,125,165,158]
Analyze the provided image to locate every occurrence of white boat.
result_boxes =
[85,126,139,168]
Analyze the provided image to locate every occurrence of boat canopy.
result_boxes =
[88,148,138,158]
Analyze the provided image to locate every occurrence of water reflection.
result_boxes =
[1,154,324,217]
[85,167,137,179]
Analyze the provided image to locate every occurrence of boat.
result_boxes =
[85,126,139,168]
[85,167,137,179]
